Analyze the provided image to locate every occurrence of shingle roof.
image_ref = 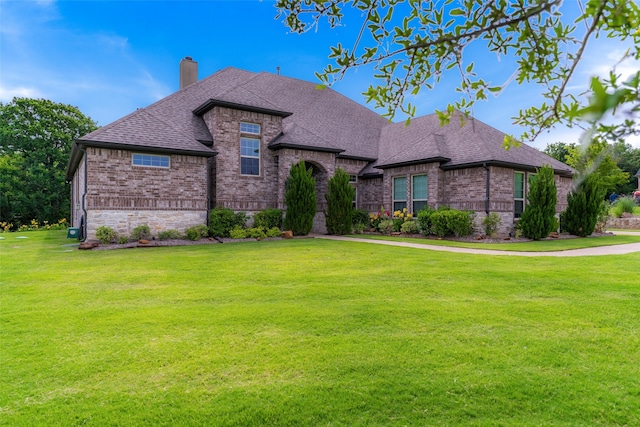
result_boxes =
[67,66,573,179]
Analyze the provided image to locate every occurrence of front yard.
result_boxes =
[1,231,639,425]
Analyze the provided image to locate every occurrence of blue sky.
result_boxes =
[1,0,638,149]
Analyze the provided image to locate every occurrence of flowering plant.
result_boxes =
[369,206,391,229]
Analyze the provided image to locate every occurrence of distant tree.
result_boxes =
[543,142,575,164]
[517,165,557,240]
[0,98,98,227]
[325,168,355,235]
[611,141,640,194]
[561,174,605,237]
[276,0,640,145]
[284,160,316,236]
[565,138,628,194]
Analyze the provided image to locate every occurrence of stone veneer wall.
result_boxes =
[82,147,208,239]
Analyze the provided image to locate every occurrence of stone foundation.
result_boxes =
[86,209,207,240]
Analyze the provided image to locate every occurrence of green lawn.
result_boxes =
[2,231,639,426]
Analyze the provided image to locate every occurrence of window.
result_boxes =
[240,122,260,134]
[240,137,260,175]
[514,171,525,218]
[412,174,428,212]
[352,187,357,209]
[393,176,407,211]
[349,175,358,183]
[132,153,170,168]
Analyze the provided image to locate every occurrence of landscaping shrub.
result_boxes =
[209,207,247,237]
[430,209,475,237]
[417,206,435,235]
[265,227,282,238]
[378,219,394,234]
[185,225,209,241]
[95,226,117,244]
[613,196,636,218]
[253,208,283,229]
[561,174,605,237]
[247,227,267,239]
[117,235,129,244]
[130,224,151,241]
[284,160,316,236]
[369,207,390,230]
[400,220,418,234]
[482,212,502,237]
[352,209,369,227]
[595,199,610,233]
[517,165,557,240]
[157,229,182,240]
[325,168,355,235]
[229,226,248,239]
[352,222,367,234]
[392,208,412,232]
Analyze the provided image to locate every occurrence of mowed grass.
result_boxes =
[1,231,639,426]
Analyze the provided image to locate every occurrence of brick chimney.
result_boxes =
[179,56,198,89]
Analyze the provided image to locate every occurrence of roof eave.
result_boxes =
[193,99,293,118]
[440,160,574,177]
[376,156,451,170]
[269,141,344,154]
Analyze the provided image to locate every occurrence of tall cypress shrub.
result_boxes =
[325,168,355,235]
[561,173,605,237]
[283,160,316,236]
[518,165,557,240]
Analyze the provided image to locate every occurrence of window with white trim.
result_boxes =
[393,176,407,211]
[412,174,428,212]
[514,171,525,218]
[240,137,260,175]
[352,187,357,209]
[132,153,170,168]
[349,174,358,183]
[240,122,260,134]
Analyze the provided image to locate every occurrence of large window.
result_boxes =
[132,153,170,168]
[240,137,260,175]
[514,171,525,218]
[240,122,260,134]
[393,176,407,211]
[412,174,428,212]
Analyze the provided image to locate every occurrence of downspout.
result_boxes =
[80,145,88,242]
[484,162,490,215]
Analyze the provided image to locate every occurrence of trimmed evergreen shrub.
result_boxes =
[130,224,151,241]
[265,227,282,238]
[417,206,436,235]
[95,226,117,244]
[561,174,605,237]
[430,209,475,237]
[209,207,247,237]
[185,225,208,241]
[229,226,247,239]
[283,160,316,236]
[325,168,355,235]
[157,229,182,240]
[482,212,502,237]
[253,208,283,229]
[517,165,557,240]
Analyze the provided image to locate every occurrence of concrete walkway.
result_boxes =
[311,232,640,257]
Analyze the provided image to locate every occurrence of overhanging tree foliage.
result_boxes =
[0,98,98,227]
[565,138,629,194]
[284,160,317,236]
[276,0,639,144]
[325,168,355,235]
[517,165,557,240]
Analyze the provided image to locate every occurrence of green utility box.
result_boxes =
[67,227,79,239]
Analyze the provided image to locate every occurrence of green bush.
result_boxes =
[517,165,557,240]
[352,209,369,227]
[265,227,282,238]
[247,227,267,239]
[117,235,129,244]
[157,229,182,240]
[130,224,151,241]
[430,209,475,237]
[185,225,209,241]
[482,212,502,237]
[253,208,283,229]
[325,168,355,235]
[378,219,394,234]
[95,226,117,244]
[229,226,248,239]
[613,196,636,218]
[561,174,605,237]
[400,220,418,234]
[352,222,367,234]
[417,207,435,235]
[283,160,316,236]
[595,199,610,233]
[209,207,247,237]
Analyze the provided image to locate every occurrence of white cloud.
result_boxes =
[0,84,43,101]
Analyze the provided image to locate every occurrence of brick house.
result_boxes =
[66,57,573,239]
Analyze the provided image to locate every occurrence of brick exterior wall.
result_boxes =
[381,163,442,213]
[77,147,208,239]
[359,177,384,213]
